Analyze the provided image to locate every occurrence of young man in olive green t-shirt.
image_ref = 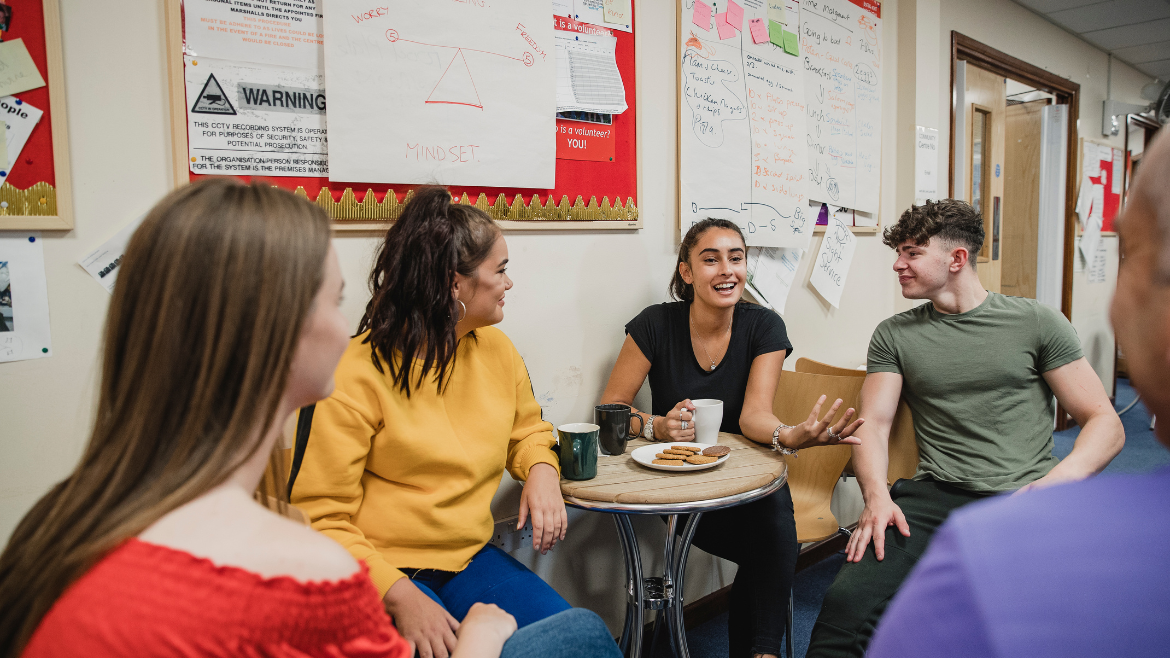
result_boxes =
[805,200,1125,658]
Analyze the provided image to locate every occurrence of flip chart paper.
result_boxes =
[726,0,744,30]
[574,0,632,32]
[749,18,770,43]
[0,232,52,363]
[0,96,43,187]
[747,247,804,314]
[323,0,556,188]
[693,0,712,30]
[183,0,323,70]
[801,0,883,212]
[185,57,327,177]
[0,40,45,98]
[78,215,147,295]
[809,210,857,308]
[556,32,626,114]
[680,7,812,248]
[715,13,736,39]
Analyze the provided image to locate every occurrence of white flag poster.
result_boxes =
[322,0,556,188]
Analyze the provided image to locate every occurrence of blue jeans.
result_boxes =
[406,543,571,628]
[500,608,622,658]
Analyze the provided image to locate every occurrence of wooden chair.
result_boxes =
[256,415,310,526]
[773,370,863,543]
[794,358,920,486]
[773,369,864,658]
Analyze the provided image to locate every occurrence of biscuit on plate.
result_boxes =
[653,459,684,466]
[673,445,702,452]
[655,453,674,460]
[663,449,691,456]
[702,445,731,457]
[685,455,719,465]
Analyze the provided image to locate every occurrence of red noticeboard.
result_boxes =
[178,6,638,227]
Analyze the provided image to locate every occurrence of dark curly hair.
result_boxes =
[882,199,984,267]
[358,186,501,397]
[670,218,747,301]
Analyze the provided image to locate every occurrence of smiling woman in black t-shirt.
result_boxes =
[600,219,864,658]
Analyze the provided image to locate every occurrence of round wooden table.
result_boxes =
[561,433,789,658]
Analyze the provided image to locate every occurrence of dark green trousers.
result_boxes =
[805,477,991,658]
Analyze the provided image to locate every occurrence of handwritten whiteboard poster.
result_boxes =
[323,0,556,188]
[800,0,881,212]
[679,1,811,248]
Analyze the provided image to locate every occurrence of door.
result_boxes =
[962,65,1006,293]
[1001,99,1049,299]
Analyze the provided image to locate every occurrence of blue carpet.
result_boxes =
[684,378,1164,658]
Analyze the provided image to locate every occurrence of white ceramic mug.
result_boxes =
[690,399,724,444]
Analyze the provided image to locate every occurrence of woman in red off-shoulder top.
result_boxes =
[0,181,619,658]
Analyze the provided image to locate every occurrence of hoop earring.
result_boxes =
[456,300,468,322]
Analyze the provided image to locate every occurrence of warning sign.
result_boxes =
[185,57,328,177]
[191,74,237,115]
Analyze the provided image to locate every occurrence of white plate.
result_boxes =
[630,443,730,472]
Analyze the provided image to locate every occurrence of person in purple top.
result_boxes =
[869,128,1170,658]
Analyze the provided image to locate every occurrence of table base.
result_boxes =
[613,512,702,658]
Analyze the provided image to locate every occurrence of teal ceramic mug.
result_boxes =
[557,423,600,481]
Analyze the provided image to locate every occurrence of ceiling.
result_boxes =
[1013,0,1170,81]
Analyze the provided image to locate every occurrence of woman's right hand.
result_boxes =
[383,577,460,658]
[452,603,517,658]
[655,399,697,442]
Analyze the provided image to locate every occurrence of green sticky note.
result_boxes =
[783,30,798,55]
[768,20,784,48]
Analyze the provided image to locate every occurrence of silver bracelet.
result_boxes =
[644,415,657,441]
[772,424,799,456]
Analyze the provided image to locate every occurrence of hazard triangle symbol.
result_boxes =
[426,50,483,109]
[191,73,237,115]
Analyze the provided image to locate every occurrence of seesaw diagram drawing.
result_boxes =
[386,29,534,110]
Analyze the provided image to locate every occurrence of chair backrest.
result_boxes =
[794,358,920,487]
[794,357,866,378]
[774,370,864,543]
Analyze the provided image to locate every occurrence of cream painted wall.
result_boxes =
[0,0,1151,635]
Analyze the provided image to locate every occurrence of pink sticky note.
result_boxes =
[715,12,736,39]
[749,17,769,43]
[726,0,744,30]
[692,0,712,30]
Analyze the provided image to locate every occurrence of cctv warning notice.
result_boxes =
[185,57,328,176]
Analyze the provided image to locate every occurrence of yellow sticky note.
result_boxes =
[603,0,631,25]
[0,39,46,97]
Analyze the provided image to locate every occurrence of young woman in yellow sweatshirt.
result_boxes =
[291,187,575,658]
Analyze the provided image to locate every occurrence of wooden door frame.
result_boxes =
[950,32,1081,430]
[949,32,1080,321]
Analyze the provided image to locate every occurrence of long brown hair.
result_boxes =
[0,179,331,655]
[670,218,747,301]
[357,186,500,397]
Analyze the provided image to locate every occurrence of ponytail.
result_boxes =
[358,187,501,397]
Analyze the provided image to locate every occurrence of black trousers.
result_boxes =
[675,484,799,658]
